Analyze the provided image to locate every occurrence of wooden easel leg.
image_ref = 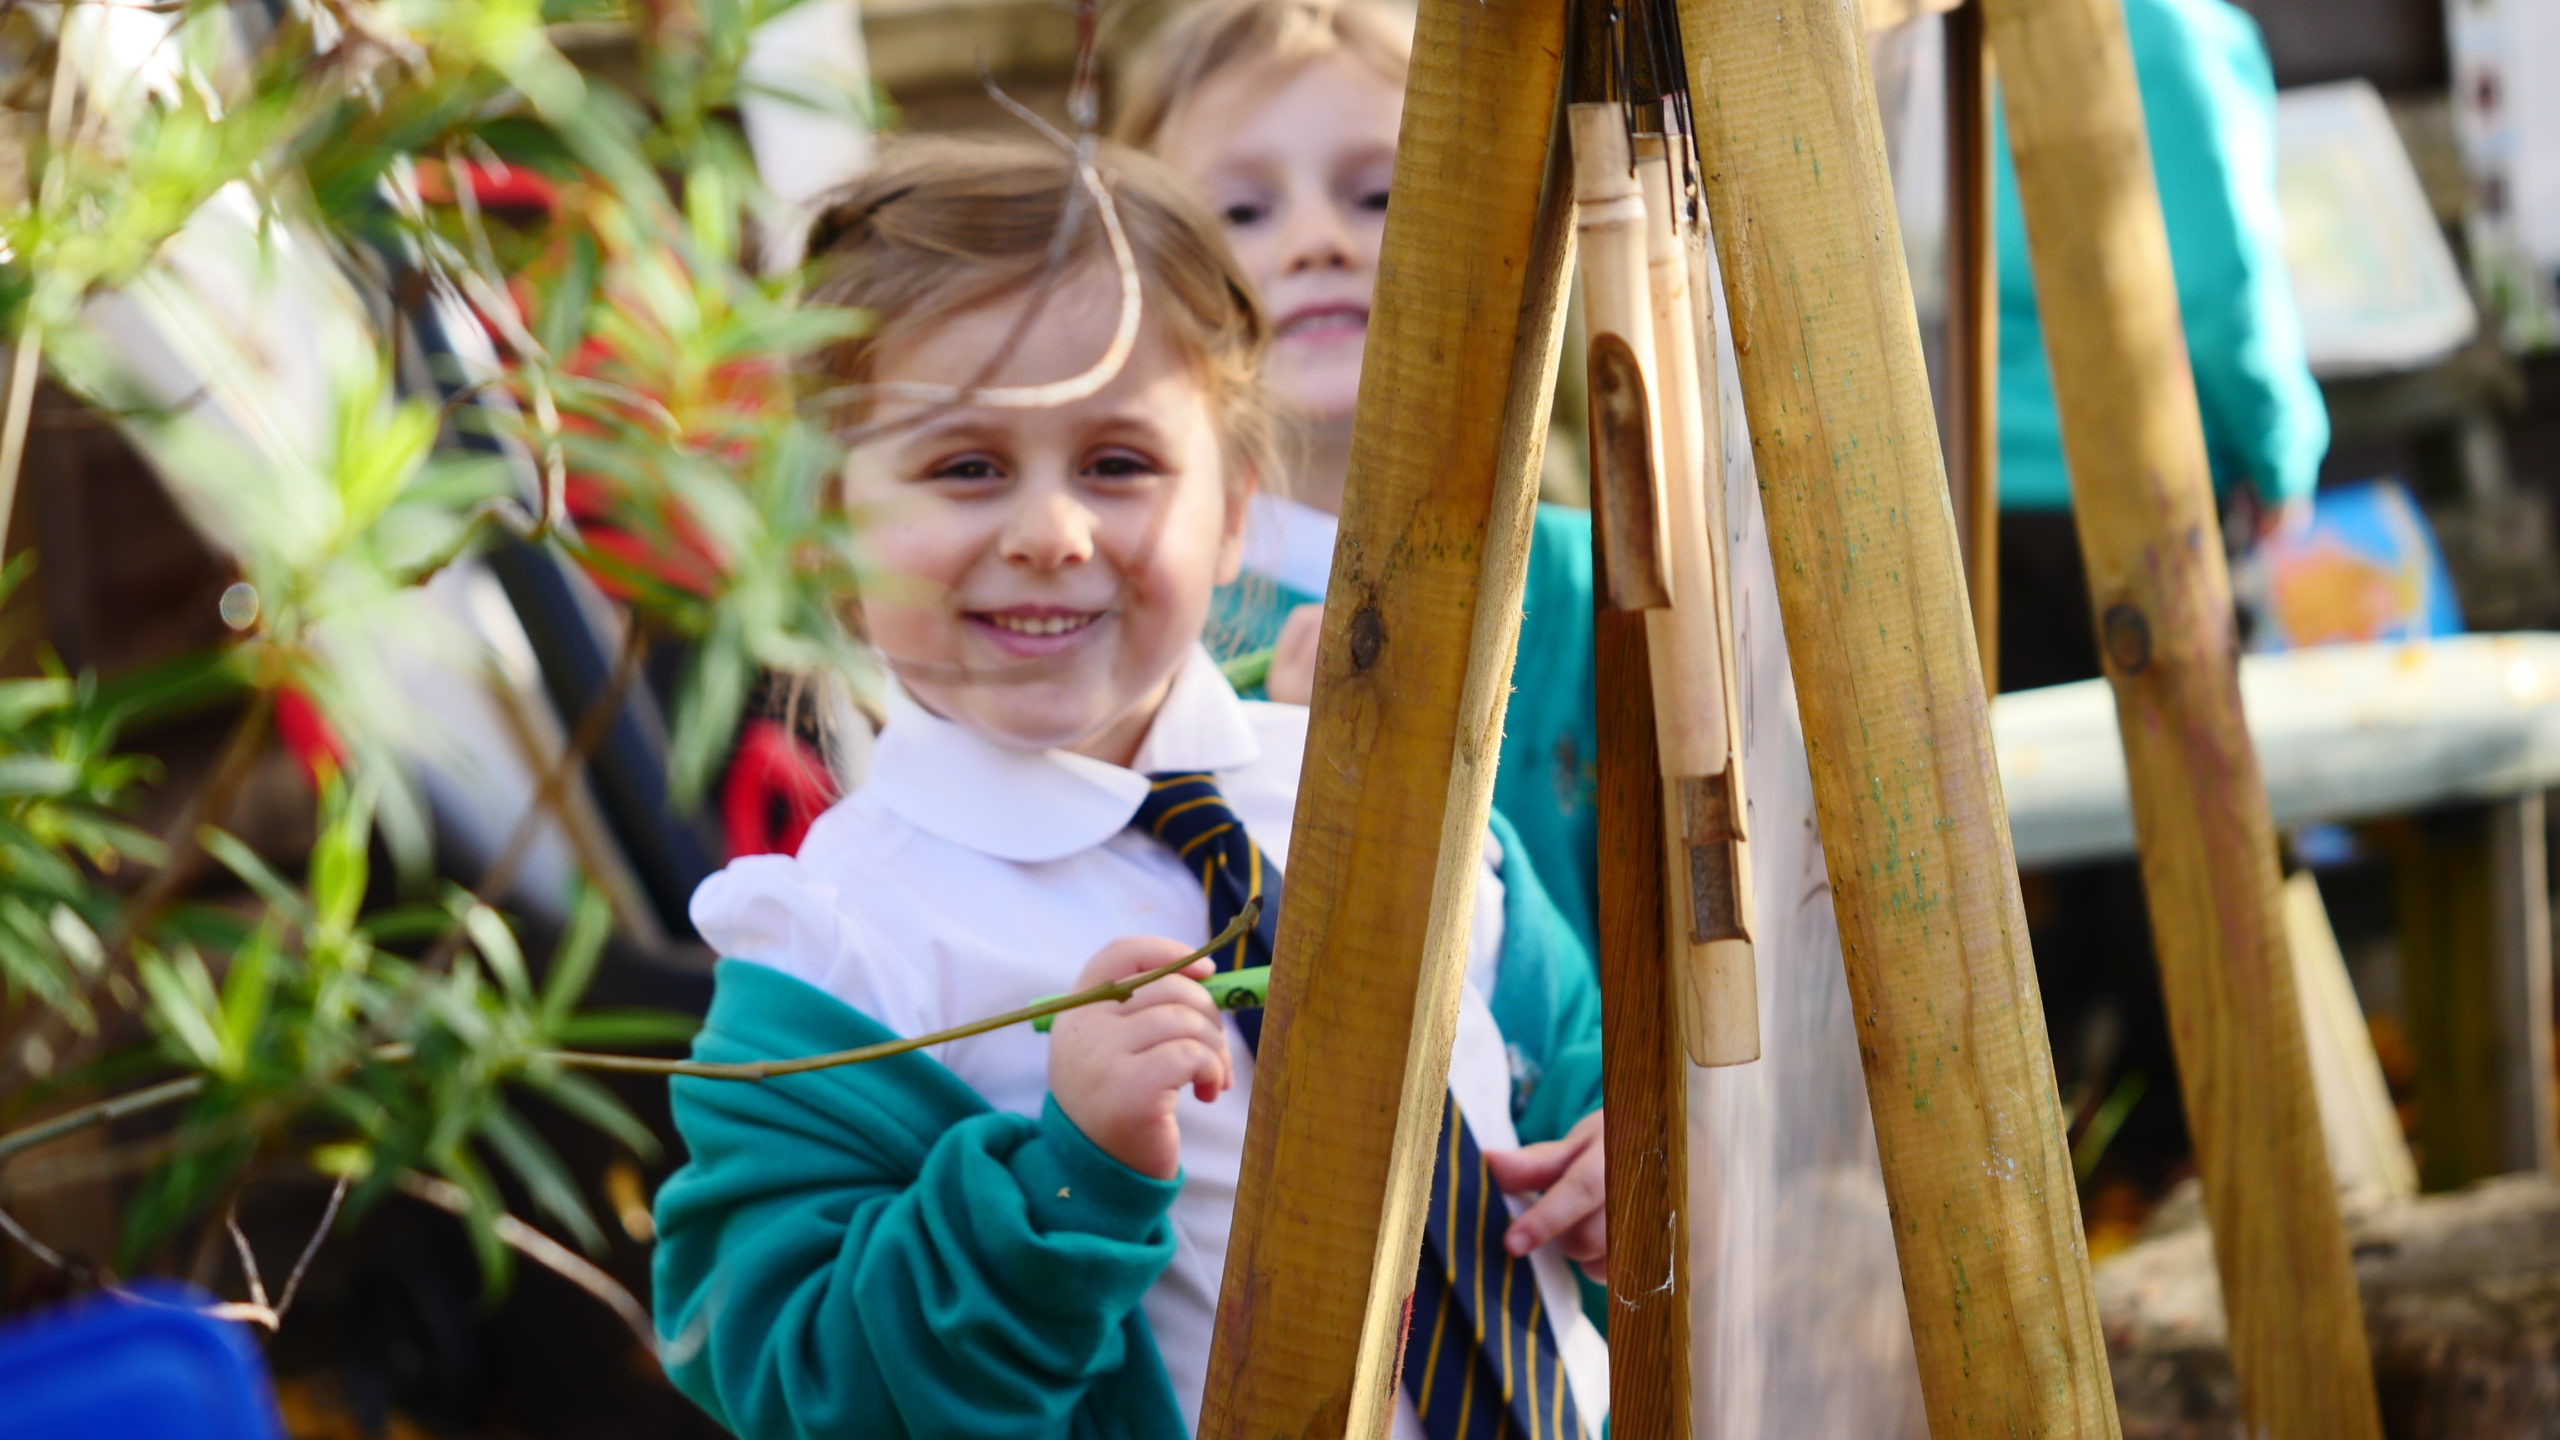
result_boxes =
[1677,0,2119,1434]
[1980,0,2385,1433]
[1196,0,1575,1431]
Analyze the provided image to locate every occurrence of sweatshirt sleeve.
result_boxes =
[1481,809,1605,1148]
[2136,0,2328,507]
[652,962,1186,1440]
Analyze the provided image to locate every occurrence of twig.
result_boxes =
[553,905,1253,1079]
[396,1169,656,1355]
[0,903,1256,1167]
[0,1195,71,1273]
[0,0,85,554]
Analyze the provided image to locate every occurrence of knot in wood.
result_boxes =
[2101,603,2152,675]
[1347,604,1386,671]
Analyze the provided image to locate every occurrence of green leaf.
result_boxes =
[479,1101,605,1253]
[218,918,282,1064]
[535,232,602,362]
[139,947,231,1075]
[309,780,375,936]
[538,887,613,1034]
[522,1065,659,1160]
[200,827,311,923]
[0,756,80,799]
[548,1008,700,1051]
[432,1149,515,1297]
[462,903,532,1003]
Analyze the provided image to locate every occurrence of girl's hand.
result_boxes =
[1048,937,1236,1180]
[1484,1110,1608,1281]
[1266,603,1325,705]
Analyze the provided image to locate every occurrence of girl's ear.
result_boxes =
[1213,463,1257,587]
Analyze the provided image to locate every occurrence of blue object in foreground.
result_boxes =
[0,1282,284,1440]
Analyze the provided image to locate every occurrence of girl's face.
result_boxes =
[1157,54,1403,425]
[845,267,1249,768]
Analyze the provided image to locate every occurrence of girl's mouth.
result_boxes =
[966,607,1109,658]
[1275,304,1367,344]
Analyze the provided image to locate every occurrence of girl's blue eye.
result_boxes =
[1358,188,1390,215]
[1221,201,1269,228]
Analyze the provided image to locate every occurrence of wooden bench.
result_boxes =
[1995,632,2560,1190]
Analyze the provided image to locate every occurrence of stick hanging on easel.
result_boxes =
[1570,0,1759,1069]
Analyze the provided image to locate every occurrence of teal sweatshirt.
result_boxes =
[1995,0,2327,512]
[652,810,1604,1440]
[1214,504,1602,955]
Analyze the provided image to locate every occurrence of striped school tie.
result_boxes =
[1135,772,1587,1440]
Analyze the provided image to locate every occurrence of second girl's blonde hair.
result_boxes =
[1111,0,1414,152]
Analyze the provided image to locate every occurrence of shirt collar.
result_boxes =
[1239,492,1339,600]
[862,645,1261,863]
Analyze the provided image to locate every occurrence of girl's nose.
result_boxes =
[998,488,1097,570]
[1281,198,1356,276]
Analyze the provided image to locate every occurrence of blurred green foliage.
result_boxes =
[0,0,874,1298]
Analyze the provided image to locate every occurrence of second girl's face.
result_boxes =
[845,267,1248,767]
[1157,54,1403,425]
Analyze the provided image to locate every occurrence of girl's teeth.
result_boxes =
[990,614,1092,636]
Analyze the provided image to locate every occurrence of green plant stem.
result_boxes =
[0,903,1257,1169]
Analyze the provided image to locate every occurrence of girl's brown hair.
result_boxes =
[800,132,1274,488]
[1110,0,1414,153]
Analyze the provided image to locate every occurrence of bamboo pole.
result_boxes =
[1945,0,1999,693]
[1196,0,1575,1429]
[1982,0,2385,1433]
[1638,139,1759,1068]
[1678,0,2120,1434]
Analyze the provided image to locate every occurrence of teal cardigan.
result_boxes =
[1995,0,2326,512]
[1214,503,1602,955]
[652,811,1604,1440]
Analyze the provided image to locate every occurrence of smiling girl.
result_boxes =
[649,135,1610,1440]
[1117,0,1605,953]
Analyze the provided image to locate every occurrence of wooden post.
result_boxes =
[1678,1,2120,1434]
[1945,0,1999,693]
[1981,0,2386,1434]
[1196,0,1575,1429]
[2394,797,2558,1189]
[1592,425,1695,1440]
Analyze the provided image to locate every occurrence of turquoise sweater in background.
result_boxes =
[1994,0,2327,512]
[1214,503,1603,955]
[652,810,1605,1440]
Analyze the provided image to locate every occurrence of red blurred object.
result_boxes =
[275,686,344,791]
[721,719,840,857]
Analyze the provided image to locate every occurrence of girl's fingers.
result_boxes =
[1074,935,1207,989]
[1484,1133,1589,1196]
[1115,966,1223,1020]
[1105,998,1233,1058]
[1501,1151,1605,1258]
[1133,1034,1233,1103]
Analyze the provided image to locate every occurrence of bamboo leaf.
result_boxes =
[521,1065,659,1160]
[479,1102,605,1253]
[139,948,230,1075]
[547,1008,700,1051]
[463,903,532,1004]
[539,886,613,1034]
[218,918,282,1064]
[200,827,311,923]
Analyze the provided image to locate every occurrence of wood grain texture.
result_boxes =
[1679,0,2119,1434]
[1593,440,1695,1440]
[1575,105,1674,611]
[1943,0,1999,694]
[1196,0,1575,1431]
[1981,0,2384,1432]
[2281,871,2417,1202]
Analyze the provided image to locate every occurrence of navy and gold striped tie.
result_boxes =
[1136,772,1586,1440]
